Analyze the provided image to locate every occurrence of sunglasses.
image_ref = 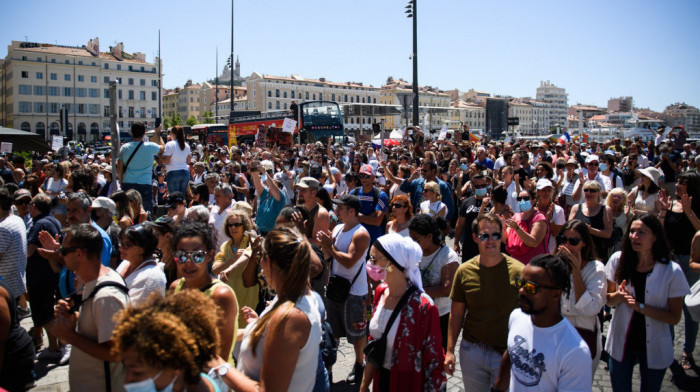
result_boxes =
[358,174,372,179]
[391,203,406,209]
[583,189,598,193]
[556,235,582,246]
[227,222,244,228]
[15,199,30,205]
[515,276,561,295]
[59,246,85,256]
[473,183,488,189]
[173,250,208,265]
[477,232,502,242]
[516,196,531,202]
[588,162,599,166]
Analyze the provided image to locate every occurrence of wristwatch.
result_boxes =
[216,363,232,377]
[639,303,645,312]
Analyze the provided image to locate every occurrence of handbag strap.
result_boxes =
[123,141,144,174]
[382,285,417,336]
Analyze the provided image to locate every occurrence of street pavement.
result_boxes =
[23,236,700,391]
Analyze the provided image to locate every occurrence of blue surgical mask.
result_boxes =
[260,174,268,182]
[599,163,608,171]
[460,163,468,171]
[518,200,532,212]
[474,188,488,197]
[123,372,176,392]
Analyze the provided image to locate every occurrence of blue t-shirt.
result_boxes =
[354,187,388,246]
[256,187,287,233]
[119,141,161,185]
[58,221,113,298]
[477,157,495,170]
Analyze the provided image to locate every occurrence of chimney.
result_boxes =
[319,77,326,82]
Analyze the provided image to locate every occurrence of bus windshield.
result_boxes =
[301,101,342,128]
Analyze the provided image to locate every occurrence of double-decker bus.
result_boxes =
[227,100,344,145]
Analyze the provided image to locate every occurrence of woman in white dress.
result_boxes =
[420,181,447,219]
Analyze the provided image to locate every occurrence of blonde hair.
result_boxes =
[224,210,254,239]
[424,181,441,200]
[583,180,603,202]
[605,188,628,209]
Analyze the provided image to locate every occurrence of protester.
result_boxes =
[118,122,165,212]
[504,188,549,264]
[569,181,613,261]
[0,277,35,391]
[385,194,412,236]
[116,224,166,305]
[359,233,446,392]
[605,214,690,392]
[163,126,192,195]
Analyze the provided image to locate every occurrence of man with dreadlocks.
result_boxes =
[492,254,592,392]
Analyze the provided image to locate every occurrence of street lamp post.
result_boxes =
[406,0,419,144]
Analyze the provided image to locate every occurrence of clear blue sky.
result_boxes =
[2,0,699,112]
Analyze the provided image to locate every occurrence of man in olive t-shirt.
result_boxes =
[445,213,524,391]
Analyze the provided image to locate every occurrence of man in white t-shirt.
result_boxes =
[493,254,592,392]
[317,194,370,385]
[208,183,236,250]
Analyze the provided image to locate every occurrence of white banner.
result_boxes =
[51,136,64,152]
[0,142,11,153]
[282,118,297,133]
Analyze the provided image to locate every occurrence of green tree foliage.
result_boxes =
[171,112,183,127]
[202,110,215,124]
[185,115,198,126]
[162,116,172,129]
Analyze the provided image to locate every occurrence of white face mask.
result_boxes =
[123,372,176,392]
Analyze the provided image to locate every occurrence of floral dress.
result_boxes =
[368,283,447,392]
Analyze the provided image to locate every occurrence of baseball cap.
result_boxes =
[14,189,32,201]
[332,194,361,212]
[146,215,176,233]
[261,160,274,172]
[165,191,186,208]
[296,177,320,190]
[536,179,554,190]
[359,164,374,176]
[585,154,600,163]
[91,196,116,214]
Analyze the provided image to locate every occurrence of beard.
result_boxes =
[519,295,545,315]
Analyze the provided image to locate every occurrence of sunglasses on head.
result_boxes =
[173,250,207,265]
[477,232,502,242]
[556,235,581,246]
[515,276,561,295]
[516,196,531,202]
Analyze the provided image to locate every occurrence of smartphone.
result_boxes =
[155,117,161,128]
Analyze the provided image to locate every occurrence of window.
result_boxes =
[151,92,157,101]
[104,106,110,117]
[128,107,134,117]
[36,72,43,79]
[128,66,133,71]
[19,102,31,113]
[140,79,145,86]
[34,86,45,96]
[319,93,323,100]
[140,91,146,100]
[140,107,146,118]
[104,63,109,69]
[34,102,45,113]
[128,90,134,100]
[118,106,123,118]
[50,58,56,63]
[291,91,295,99]
[49,103,59,113]
[305,92,309,100]
[268,102,272,109]
[128,78,134,86]
[78,75,84,82]
[63,87,72,97]
[21,71,28,78]
[20,122,30,131]
[104,89,109,99]
[19,85,31,95]
[64,74,70,81]
[344,94,348,102]
[91,76,97,83]
[78,61,83,65]
[76,88,86,97]
[36,122,45,134]
[117,64,121,70]
[284,103,288,110]
[89,104,100,114]
[151,80,157,87]
[89,88,99,98]
[50,73,57,80]
[77,104,85,114]
[275,89,280,97]
[332,94,335,101]
[268,90,272,97]
[118,90,122,99]
[276,101,280,109]
[313,94,316,100]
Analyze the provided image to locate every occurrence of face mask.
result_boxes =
[296,168,303,174]
[260,174,268,182]
[599,163,608,171]
[518,200,532,212]
[124,372,176,392]
[460,164,468,171]
[487,185,493,191]
[366,263,387,281]
[474,188,488,197]
[284,165,290,171]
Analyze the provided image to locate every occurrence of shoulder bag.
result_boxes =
[364,286,417,367]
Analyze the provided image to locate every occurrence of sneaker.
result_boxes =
[681,353,695,371]
[346,362,364,384]
[17,306,31,319]
[35,348,61,361]
[59,344,71,365]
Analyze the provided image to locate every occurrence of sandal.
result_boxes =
[681,353,694,370]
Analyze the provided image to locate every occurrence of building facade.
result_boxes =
[608,96,633,112]
[664,103,700,135]
[449,100,485,131]
[378,78,450,131]
[1,38,162,141]
[535,80,568,131]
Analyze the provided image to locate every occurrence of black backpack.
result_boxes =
[352,187,388,233]
[320,320,338,367]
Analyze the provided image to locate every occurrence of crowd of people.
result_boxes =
[1,121,700,391]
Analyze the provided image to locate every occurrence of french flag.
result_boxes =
[558,132,571,145]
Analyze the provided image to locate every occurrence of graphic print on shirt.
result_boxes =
[510,335,546,386]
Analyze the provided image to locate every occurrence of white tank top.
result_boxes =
[238,293,322,391]
[330,223,369,296]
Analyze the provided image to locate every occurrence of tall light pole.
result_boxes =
[230,0,234,115]
[406,0,419,132]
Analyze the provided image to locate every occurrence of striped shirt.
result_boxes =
[0,214,28,298]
